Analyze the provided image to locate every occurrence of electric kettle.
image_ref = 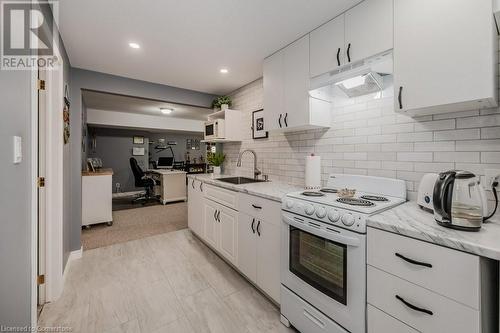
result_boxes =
[433,170,488,231]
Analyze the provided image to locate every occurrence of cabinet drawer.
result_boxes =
[238,193,281,226]
[368,265,480,333]
[368,305,418,333]
[367,227,479,308]
[204,184,238,210]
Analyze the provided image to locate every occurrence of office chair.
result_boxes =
[130,157,159,205]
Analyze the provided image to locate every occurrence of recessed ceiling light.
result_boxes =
[129,42,140,49]
[220,68,229,74]
[160,108,173,114]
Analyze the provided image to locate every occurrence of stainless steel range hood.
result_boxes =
[309,51,393,102]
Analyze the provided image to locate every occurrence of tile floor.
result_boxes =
[39,229,295,333]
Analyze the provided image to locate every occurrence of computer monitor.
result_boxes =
[157,157,174,169]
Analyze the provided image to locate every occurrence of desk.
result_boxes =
[148,169,187,204]
[82,168,113,227]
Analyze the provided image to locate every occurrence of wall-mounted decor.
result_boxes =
[132,147,145,156]
[252,109,268,139]
[63,86,70,144]
[133,136,144,144]
[187,138,201,150]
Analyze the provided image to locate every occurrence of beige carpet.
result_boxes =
[82,202,188,250]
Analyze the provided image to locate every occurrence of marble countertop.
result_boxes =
[187,174,302,202]
[367,202,500,260]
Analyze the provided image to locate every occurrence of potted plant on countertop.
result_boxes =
[211,95,232,111]
[208,152,225,177]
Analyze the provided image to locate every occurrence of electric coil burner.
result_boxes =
[320,188,338,193]
[301,191,325,197]
[360,195,389,202]
[336,197,374,207]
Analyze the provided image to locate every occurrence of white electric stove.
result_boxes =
[280,174,406,333]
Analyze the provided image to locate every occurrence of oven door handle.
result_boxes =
[283,215,360,247]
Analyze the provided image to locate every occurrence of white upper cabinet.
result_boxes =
[394,0,498,115]
[345,0,393,64]
[263,49,285,132]
[264,35,331,132]
[310,15,345,78]
[310,0,393,77]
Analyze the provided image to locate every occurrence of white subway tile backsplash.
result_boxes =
[224,75,500,201]
[433,128,480,141]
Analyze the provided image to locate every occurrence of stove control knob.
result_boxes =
[327,210,340,222]
[316,207,326,218]
[285,199,294,209]
[342,213,355,226]
[304,204,315,216]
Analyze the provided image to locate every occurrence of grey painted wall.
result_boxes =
[70,69,216,250]
[0,1,71,325]
[87,127,205,192]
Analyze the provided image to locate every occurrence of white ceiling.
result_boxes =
[59,0,361,95]
[82,90,212,121]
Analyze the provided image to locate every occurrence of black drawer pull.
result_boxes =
[336,47,341,66]
[252,204,262,209]
[398,86,403,109]
[346,43,351,62]
[396,295,433,316]
[395,253,432,268]
[251,218,256,234]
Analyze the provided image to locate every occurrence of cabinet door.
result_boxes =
[218,205,238,266]
[310,15,345,77]
[345,0,393,64]
[237,213,257,283]
[263,49,285,131]
[187,179,196,231]
[203,200,219,249]
[256,220,281,303]
[283,35,310,129]
[194,181,204,237]
[394,0,496,114]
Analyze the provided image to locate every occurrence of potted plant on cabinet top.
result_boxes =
[208,152,225,176]
[211,96,232,111]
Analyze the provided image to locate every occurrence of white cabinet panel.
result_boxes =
[218,205,238,266]
[284,35,310,129]
[263,49,285,132]
[204,184,238,210]
[188,179,204,237]
[345,0,393,64]
[237,213,257,282]
[310,15,345,77]
[82,174,112,226]
[203,200,219,249]
[394,0,497,115]
[368,305,418,333]
[256,220,281,303]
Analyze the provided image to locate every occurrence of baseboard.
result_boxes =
[68,246,83,262]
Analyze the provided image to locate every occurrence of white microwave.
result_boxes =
[204,119,225,140]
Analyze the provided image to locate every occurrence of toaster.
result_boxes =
[417,173,439,211]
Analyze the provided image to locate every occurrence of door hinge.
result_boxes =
[37,177,45,188]
[37,275,45,285]
[38,79,46,90]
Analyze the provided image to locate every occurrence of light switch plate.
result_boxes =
[13,136,22,164]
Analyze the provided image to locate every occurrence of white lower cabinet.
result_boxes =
[238,212,281,303]
[367,227,497,333]
[187,178,204,237]
[203,199,219,249]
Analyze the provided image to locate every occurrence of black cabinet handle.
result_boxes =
[284,113,288,127]
[347,43,351,62]
[192,179,195,189]
[252,204,262,210]
[395,253,432,268]
[256,220,261,236]
[213,210,217,221]
[336,47,341,66]
[398,86,403,109]
[278,114,282,128]
[396,295,433,316]
[216,210,221,222]
[251,218,256,234]
[199,182,203,191]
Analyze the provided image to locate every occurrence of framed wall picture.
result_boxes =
[133,136,144,144]
[252,109,268,139]
[132,147,145,156]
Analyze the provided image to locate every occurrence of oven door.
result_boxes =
[281,212,366,333]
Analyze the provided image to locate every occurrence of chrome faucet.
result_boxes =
[237,149,261,179]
